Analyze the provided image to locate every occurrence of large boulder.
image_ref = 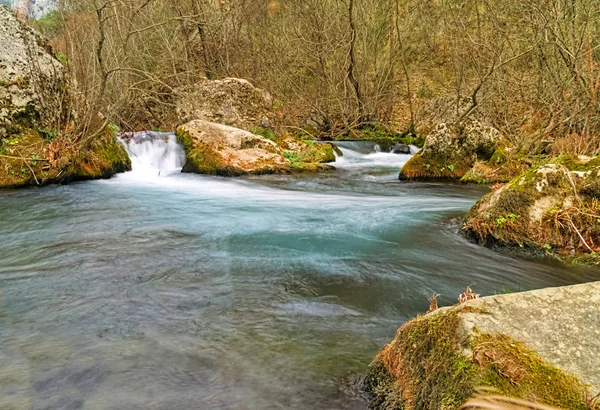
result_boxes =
[176,120,336,176]
[464,156,600,263]
[365,282,599,410]
[0,5,68,137]
[176,120,290,176]
[399,119,499,181]
[0,7,130,189]
[175,78,274,131]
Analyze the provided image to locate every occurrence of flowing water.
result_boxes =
[0,133,598,409]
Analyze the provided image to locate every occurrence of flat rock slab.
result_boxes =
[460,281,600,395]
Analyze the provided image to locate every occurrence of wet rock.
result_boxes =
[391,143,410,154]
[175,78,274,131]
[365,282,599,409]
[399,119,500,181]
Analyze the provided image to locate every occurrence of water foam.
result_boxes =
[119,131,186,180]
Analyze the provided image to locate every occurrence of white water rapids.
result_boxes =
[118,132,415,179]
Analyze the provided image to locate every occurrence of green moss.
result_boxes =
[0,125,130,189]
[366,308,593,410]
[399,153,472,181]
[298,143,335,164]
[475,334,590,410]
[364,360,404,410]
[250,126,276,141]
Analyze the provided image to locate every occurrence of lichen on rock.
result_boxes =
[0,6,130,189]
[0,5,68,137]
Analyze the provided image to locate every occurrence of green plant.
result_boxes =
[31,154,40,166]
[448,164,455,171]
[250,126,276,141]
[425,164,431,169]
[40,128,58,141]
[284,151,301,167]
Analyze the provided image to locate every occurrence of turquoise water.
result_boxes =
[0,136,598,409]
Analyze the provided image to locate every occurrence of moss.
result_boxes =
[250,126,276,141]
[475,334,590,410]
[0,125,130,189]
[298,143,336,164]
[364,360,404,410]
[399,153,472,181]
[64,128,131,182]
[366,308,593,410]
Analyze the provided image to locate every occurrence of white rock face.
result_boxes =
[0,5,66,136]
[10,0,55,18]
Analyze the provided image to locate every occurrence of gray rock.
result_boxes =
[0,5,67,137]
[391,143,410,154]
[460,282,600,396]
[174,78,274,132]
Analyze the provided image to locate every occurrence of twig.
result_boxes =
[16,150,39,186]
[569,218,594,253]
[0,154,49,161]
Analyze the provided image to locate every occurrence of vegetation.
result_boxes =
[30,0,599,149]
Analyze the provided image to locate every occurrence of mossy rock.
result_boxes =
[399,120,500,181]
[276,136,337,171]
[0,126,130,189]
[463,156,600,263]
[399,152,472,181]
[176,121,293,176]
[365,303,594,410]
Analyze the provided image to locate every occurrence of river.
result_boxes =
[0,133,598,409]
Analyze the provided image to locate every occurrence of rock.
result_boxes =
[276,136,336,164]
[176,121,336,176]
[0,7,130,189]
[391,143,410,154]
[365,282,600,410]
[464,156,600,262]
[0,5,68,137]
[175,78,274,131]
[176,120,290,176]
[399,119,500,181]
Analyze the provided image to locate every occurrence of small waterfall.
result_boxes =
[332,141,412,169]
[119,131,186,178]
